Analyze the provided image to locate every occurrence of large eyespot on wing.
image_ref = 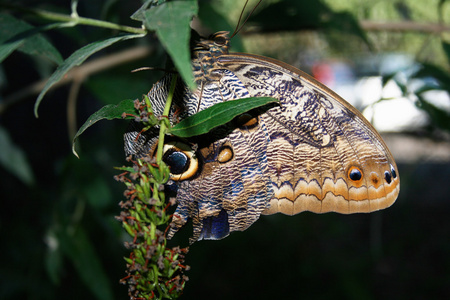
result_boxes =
[162,141,199,181]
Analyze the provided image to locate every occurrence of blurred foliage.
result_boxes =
[0,0,450,300]
[385,59,450,133]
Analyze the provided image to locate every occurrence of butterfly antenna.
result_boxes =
[231,0,262,39]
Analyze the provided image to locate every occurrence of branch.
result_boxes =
[242,20,450,35]
[360,20,450,34]
[0,3,146,34]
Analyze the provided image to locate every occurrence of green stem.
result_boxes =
[1,3,146,34]
[156,74,178,164]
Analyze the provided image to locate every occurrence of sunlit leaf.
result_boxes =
[34,33,144,117]
[170,97,279,137]
[143,0,198,90]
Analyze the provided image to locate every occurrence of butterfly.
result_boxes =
[124,31,400,243]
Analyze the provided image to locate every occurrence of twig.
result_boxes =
[0,3,146,34]
[360,20,450,34]
[242,20,450,35]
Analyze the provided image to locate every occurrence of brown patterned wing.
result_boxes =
[217,53,400,216]
[125,72,278,243]
[124,47,400,243]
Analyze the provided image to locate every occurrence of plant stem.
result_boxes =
[156,74,178,164]
[1,3,146,34]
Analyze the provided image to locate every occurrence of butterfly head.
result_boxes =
[192,31,230,58]
[191,31,231,84]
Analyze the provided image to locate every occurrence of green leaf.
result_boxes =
[131,0,154,21]
[0,13,63,64]
[0,126,35,186]
[144,0,198,90]
[34,33,144,117]
[72,99,136,157]
[170,97,279,137]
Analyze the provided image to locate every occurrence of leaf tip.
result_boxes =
[34,92,45,118]
[33,104,40,118]
[72,141,80,159]
[72,149,80,159]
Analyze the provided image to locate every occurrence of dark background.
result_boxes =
[1,0,449,299]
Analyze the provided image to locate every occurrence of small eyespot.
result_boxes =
[390,164,397,179]
[217,146,233,163]
[162,142,198,181]
[370,172,380,185]
[384,171,392,184]
[348,166,363,182]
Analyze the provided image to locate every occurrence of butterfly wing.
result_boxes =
[164,69,277,242]
[125,52,400,243]
[217,53,400,215]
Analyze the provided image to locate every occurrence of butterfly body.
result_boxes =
[125,32,399,243]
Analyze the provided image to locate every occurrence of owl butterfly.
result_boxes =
[125,31,400,243]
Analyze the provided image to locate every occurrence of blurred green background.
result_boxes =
[1,0,450,299]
